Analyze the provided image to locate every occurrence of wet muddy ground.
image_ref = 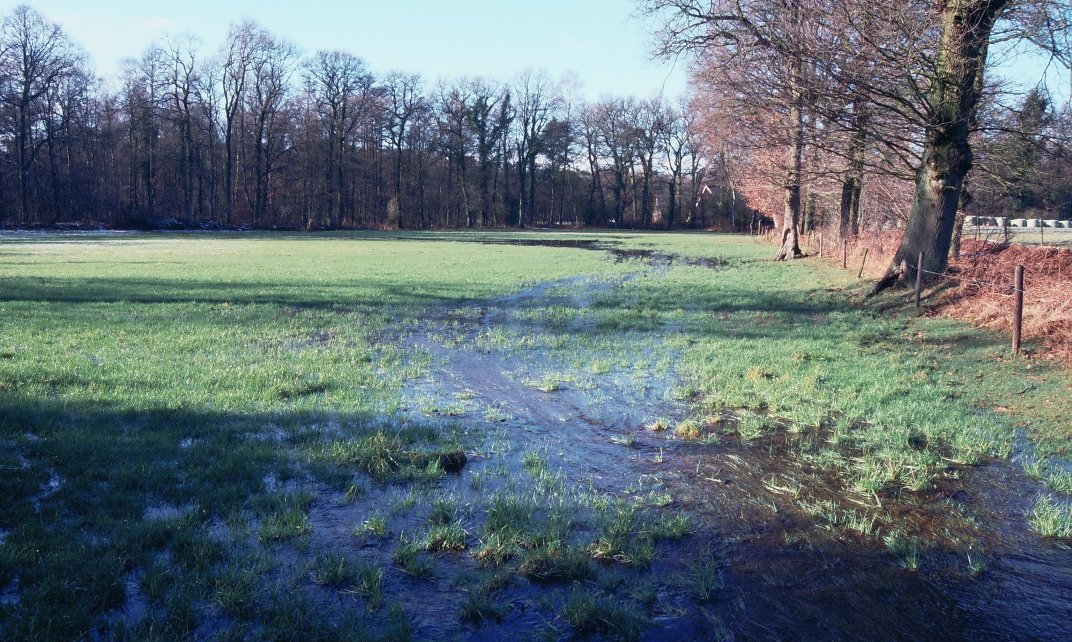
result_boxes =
[293,240,1071,640]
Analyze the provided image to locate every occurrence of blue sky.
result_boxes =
[16,0,689,100]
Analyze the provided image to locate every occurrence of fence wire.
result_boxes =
[918,268,1019,299]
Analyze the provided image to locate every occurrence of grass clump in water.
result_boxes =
[475,493,550,564]
[259,509,311,543]
[317,430,466,482]
[563,586,648,642]
[393,535,434,578]
[883,530,921,570]
[518,544,592,582]
[673,418,702,440]
[426,496,467,551]
[311,553,363,588]
[1029,494,1072,539]
[310,554,384,608]
[646,417,671,432]
[651,512,691,539]
[528,374,562,392]
[255,491,314,543]
[354,513,389,539]
[687,546,725,601]
[588,504,655,566]
[457,571,514,624]
[428,496,460,525]
[426,522,467,552]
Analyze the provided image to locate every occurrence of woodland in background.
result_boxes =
[0,6,754,232]
[3,4,1071,240]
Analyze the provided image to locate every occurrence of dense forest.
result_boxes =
[0,6,752,231]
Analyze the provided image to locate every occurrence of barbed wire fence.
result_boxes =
[758,231,1067,354]
[793,230,1072,356]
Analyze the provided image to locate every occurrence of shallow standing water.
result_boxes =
[369,238,1072,640]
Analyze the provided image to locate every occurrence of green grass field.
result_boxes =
[1,231,1070,640]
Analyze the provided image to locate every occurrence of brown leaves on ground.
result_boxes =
[767,232,1072,362]
[942,240,1072,363]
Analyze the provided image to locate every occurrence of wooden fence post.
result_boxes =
[1012,264,1024,354]
[842,239,848,269]
[857,248,868,278]
[915,251,924,309]
[818,234,823,258]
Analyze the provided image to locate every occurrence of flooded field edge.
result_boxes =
[305,241,1072,641]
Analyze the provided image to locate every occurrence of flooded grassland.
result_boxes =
[1,231,1069,640]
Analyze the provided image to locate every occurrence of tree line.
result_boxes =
[0,6,754,231]
[644,0,1072,287]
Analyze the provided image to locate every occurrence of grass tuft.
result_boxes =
[883,530,921,570]
[517,545,592,582]
[563,586,648,642]
[646,417,671,432]
[687,546,725,601]
[588,504,655,566]
[393,535,434,578]
[426,521,467,552]
[459,586,508,624]
[354,513,389,539]
[1029,494,1072,539]
[259,509,311,543]
[673,418,702,440]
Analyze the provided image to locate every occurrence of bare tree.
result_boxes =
[436,80,474,227]
[465,79,511,227]
[596,97,639,226]
[633,98,663,227]
[660,97,694,228]
[164,35,200,224]
[643,0,816,259]
[122,44,166,222]
[384,71,424,227]
[218,21,258,226]
[513,70,558,226]
[245,30,298,226]
[304,50,374,228]
[0,5,75,224]
[580,104,608,225]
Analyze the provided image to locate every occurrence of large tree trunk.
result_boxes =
[775,92,805,260]
[872,0,1007,293]
[838,173,862,237]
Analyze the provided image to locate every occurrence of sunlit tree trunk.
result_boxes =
[775,86,804,260]
[874,0,1008,291]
